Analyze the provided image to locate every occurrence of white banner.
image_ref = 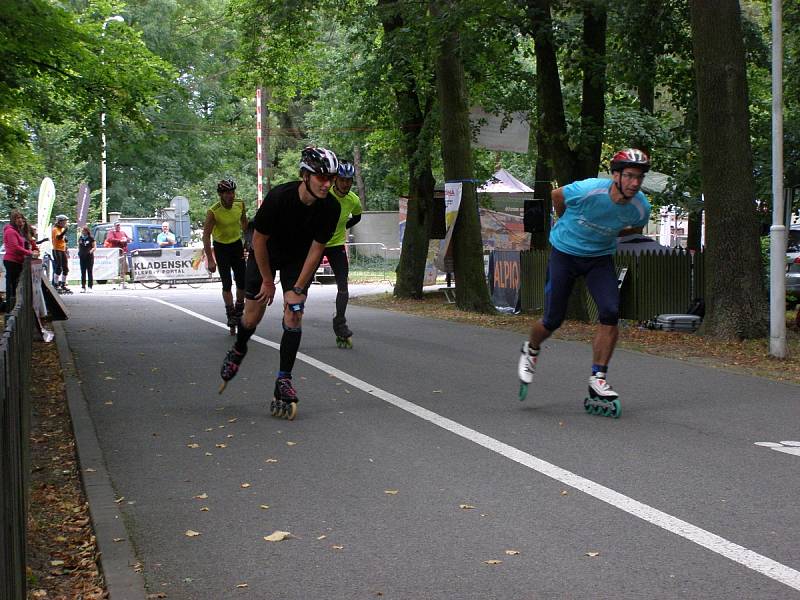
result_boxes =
[469,107,530,154]
[132,247,212,281]
[66,247,122,281]
[434,182,462,272]
[37,177,56,255]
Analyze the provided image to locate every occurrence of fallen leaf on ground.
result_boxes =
[331,545,344,550]
[259,504,270,510]
[384,490,398,495]
[505,550,520,556]
[114,497,125,504]
[50,560,64,566]
[216,444,227,449]
[317,535,327,540]
[236,583,248,588]
[205,452,213,456]
[560,490,568,496]
[187,443,200,449]
[85,468,96,473]
[484,559,502,565]
[264,531,292,542]
[194,493,208,500]
[200,507,209,512]
[228,418,238,423]
[585,551,600,557]
[240,483,251,488]
[185,530,201,537]
[113,538,125,543]
[432,390,442,393]
[286,441,297,446]
[459,504,476,510]
[265,458,278,463]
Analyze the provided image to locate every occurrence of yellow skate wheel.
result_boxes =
[285,402,297,421]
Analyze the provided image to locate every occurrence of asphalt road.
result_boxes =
[58,283,800,599]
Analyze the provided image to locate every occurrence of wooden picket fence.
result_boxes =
[520,249,705,322]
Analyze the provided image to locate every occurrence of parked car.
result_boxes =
[92,222,166,253]
[93,222,168,284]
[786,225,800,306]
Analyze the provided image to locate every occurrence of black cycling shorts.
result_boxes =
[213,240,246,292]
[322,245,349,292]
[53,249,69,276]
[244,254,303,301]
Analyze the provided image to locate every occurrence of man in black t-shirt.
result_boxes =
[219,147,341,420]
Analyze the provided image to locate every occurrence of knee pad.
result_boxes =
[281,319,302,334]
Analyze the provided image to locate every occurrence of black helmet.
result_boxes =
[299,147,338,176]
[217,178,237,193]
[610,148,650,173]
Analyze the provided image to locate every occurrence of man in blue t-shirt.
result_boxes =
[518,148,652,412]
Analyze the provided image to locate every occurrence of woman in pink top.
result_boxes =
[3,210,34,311]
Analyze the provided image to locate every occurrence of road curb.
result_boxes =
[54,321,147,600]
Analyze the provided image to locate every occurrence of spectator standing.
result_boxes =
[3,210,35,310]
[157,222,177,248]
[77,226,96,292]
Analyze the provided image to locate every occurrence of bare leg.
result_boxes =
[241,298,267,329]
[528,319,554,349]
[235,288,245,304]
[222,289,233,307]
[592,324,619,366]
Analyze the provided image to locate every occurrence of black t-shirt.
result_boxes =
[252,181,340,264]
[77,235,95,256]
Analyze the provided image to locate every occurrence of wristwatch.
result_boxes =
[291,286,305,295]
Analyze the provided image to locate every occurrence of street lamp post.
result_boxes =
[101,15,124,224]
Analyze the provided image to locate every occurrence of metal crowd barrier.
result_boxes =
[0,257,34,600]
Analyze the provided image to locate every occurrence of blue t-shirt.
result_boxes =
[549,178,651,257]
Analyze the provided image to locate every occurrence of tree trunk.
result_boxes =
[352,144,367,210]
[525,0,578,185]
[689,0,767,338]
[686,210,702,252]
[380,0,436,299]
[434,4,494,313]
[577,2,607,178]
[531,109,552,250]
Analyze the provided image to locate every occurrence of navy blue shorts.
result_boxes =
[542,247,619,331]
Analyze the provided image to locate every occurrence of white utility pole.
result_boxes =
[769,0,786,358]
[101,15,124,223]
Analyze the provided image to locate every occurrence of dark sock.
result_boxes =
[234,325,256,354]
[335,291,349,319]
[592,364,608,377]
[279,329,302,373]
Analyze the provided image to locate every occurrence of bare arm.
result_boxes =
[240,204,248,234]
[551,187,566,217]
[202,210,216,271]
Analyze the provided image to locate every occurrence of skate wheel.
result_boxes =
[518,383,528,401]
[609,400,621,419]
[218,381,228,395]
[270,399,280,417]
[284,402,297,421]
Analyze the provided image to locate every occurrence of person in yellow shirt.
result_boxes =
[322,161,362,347]
[51,214,71,292]
[203,179,248,333]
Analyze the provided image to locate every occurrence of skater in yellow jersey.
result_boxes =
[322,161,362,348]
[203,179,248,334]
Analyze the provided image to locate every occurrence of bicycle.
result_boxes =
[137,278,210,289]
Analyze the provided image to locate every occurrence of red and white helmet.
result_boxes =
[610,148,650,173]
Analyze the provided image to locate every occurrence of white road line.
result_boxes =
[147,296,800,592]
